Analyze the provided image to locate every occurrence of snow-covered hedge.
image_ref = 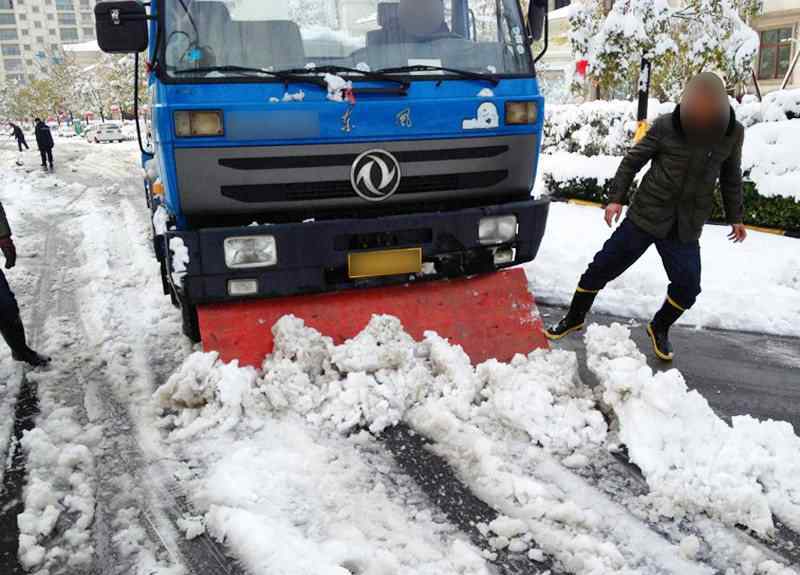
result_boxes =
[545,175,800,235]
[542,89,800,156]
[540,91,800,233]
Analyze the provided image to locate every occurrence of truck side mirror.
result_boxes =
[528,0,548,42]
[95,1,148,54]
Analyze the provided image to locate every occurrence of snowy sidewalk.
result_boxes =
[525,202,800,337]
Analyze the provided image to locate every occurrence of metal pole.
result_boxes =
[780,48,800,91]
[634,57,652,143]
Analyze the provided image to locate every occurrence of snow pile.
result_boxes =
[157,316,729,573]
[735,89,800,127]
[586,323,800,535]
[17,404,100,571]
[741,119,800,200]
[525,202,800,337]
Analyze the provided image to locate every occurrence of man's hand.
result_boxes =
[0,236,16,269]
[728,223,747,243]
[604,203,623,227]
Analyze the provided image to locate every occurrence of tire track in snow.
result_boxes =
[381,423,556,575]
[69,183,245,575]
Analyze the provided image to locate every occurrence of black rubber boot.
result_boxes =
[545,289,598,340]
[0,314,50,367]
[647,298,684,362]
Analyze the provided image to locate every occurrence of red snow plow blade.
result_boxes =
[198,268,549,367]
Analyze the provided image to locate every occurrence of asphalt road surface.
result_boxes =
[538,303,800,432]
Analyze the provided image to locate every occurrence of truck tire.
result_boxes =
[181,301,201,343]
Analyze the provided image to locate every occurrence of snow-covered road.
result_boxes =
[0,139,798,575]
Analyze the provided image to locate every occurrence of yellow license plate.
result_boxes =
[348,248,422,279]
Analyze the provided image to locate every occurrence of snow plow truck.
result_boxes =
[95,0,551,366]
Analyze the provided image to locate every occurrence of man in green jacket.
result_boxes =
[546,73,747,361]
[0,202,50,366]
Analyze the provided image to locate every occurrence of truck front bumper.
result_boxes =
[166,197,549,304]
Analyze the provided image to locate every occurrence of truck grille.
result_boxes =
[218,146,509,171]
[220,170,509,203]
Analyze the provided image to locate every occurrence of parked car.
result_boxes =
[56,125,77,138]
[87,123,126,143]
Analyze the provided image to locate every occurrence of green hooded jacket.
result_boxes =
[610,105,745,242]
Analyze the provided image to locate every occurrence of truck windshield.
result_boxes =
[163,0,534,81]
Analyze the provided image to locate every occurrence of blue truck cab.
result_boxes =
[95,0,550,341]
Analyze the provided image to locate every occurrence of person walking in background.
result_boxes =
[545,73,747,361]
[34,118,54,170]
[9,122,29,152]
[0,201,50,366]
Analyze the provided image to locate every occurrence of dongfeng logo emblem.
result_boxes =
[350,149,401,202]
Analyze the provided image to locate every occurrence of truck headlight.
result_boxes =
[479,215,518,245]
[505,101,538,125]
[174,110,224,137]
[224,236,277,268]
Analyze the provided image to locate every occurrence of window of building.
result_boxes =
[59,27,79,41]
[1,44,20,55]
[758,27,794,80]
[0,0,12,8]
[0,28,18,40]
[4,58,22,70]
[0,13,16,25]
[58,13,77,25]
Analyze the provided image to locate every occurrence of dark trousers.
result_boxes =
[579,218,702,310]
[0,269,20,319]
[17,138,28,152]
[40,148,53,166]
[0,269,28,356]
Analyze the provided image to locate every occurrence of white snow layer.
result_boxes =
[585,323,800,535]
[155,314,800,574]
[525,202,800,337]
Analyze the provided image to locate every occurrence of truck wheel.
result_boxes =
[181,301,201,343]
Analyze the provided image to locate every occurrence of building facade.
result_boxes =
[0,0,99,85]
[751,0,800,93]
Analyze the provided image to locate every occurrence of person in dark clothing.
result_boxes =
[34,118,54,169]
[9,123,29,152]
[0,202,50,367]
[545,73,747,361]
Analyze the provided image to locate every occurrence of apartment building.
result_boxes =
[0,0,99,85]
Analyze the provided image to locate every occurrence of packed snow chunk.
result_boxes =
[177,515,206,540]
[152,204,169,235]
[169,236,190,286]
[154,351,258,438]
[324,73,353,102]
[155,351,220,409]
[586,323,800,534]
[476,349,607,456]
[331,315,417,373]
[17,406,97,572]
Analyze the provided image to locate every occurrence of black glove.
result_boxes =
[0,236,17,269]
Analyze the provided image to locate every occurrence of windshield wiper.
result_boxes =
[376,64,499,85]
[278,65,410,94]
[171,65,327,87]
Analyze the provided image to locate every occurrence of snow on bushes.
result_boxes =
[154,315,800,573]
[586,323,800,535]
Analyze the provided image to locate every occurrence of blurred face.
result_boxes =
[682,89,722,130]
